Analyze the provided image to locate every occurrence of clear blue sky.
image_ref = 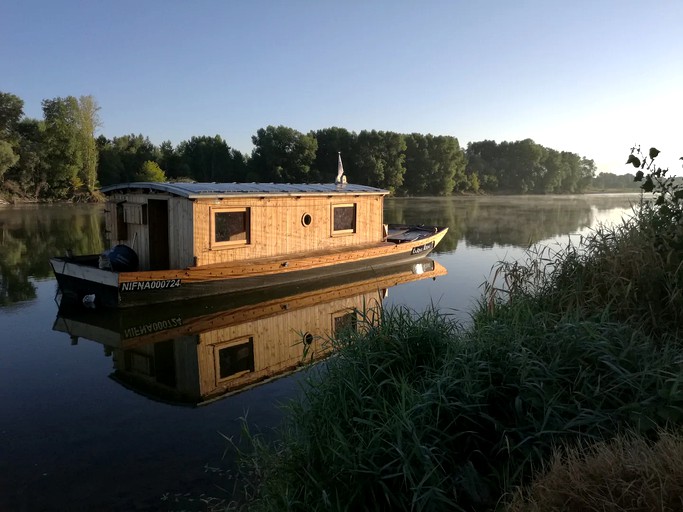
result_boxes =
[2,0,682,174]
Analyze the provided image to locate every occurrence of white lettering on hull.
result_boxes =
[119,279,181,292]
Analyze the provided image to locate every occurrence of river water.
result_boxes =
[0,194,641,511]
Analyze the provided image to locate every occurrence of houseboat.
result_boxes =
[50,181,448,308]
[53,258,447,405]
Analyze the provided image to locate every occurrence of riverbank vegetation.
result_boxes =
[0,90,635,203]
[228,149,683,511]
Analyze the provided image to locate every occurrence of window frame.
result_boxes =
[213,335,255,384]
[210,206,251,249]
[331,203,357,236]
[331,309,359,337]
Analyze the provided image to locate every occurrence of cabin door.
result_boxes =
[148,199,170,270]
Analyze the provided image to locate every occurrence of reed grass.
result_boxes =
[483,208,683,339]
[228,197,683,511]
[230,305,683,511]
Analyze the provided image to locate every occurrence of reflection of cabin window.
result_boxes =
[332,311,358,337]
[124,351,153,376]
[215,337,254,382]
[332,204,356,235]
[212,207,250,248]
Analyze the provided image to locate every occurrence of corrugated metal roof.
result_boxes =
[101,182,389,198]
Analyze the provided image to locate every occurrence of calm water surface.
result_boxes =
[0,194,641,511]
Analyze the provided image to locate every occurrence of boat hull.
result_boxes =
[51,225,447,308]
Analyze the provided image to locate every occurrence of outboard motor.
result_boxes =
[108,244,139,272]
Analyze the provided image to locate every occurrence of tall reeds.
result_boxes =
[231,152,683,510]
[233,303,683,510]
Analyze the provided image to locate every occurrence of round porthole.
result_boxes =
[301,213,312,227]
[303,332,314,345]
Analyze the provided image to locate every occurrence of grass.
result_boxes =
[226,192,683,511]
[506,429,683,511]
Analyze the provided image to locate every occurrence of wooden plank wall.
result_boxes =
[104,192,194,271]
[106,193,151,269]
[193,194,385,266]
[167,197,194,269]
[111,335,202,399]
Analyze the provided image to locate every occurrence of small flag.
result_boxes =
[336,152,344,183]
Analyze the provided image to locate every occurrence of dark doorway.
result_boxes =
[153,340,177,387]
[148,199,170,270]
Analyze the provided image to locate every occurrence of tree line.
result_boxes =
[2,91,627,201]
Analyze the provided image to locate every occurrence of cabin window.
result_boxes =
[123,203,147,225]
[301,213,312,227]
[331,203,356,235]
[214,336,254,382]
[211,207,250,248]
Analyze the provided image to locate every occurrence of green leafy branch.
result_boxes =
[628,145,683,207]
[627,145,683,250]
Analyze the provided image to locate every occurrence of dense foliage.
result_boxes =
[0,91,610,201]
[228,149,683,511]
[465,139,596,193]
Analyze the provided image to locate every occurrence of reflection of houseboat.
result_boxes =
[53,258,447,405]
[50,181,447,308]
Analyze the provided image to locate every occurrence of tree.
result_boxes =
[465,139,591,194]
[592,172,640,191]
[355,130,406,191]
[97,134,159,185]
[41,96,82,197]
[135,160,166,182]
[402,134,467,196]
[466,140,501,192]
[177,135,247,182]
[578,157,596,191]
[311,127,357,183]
[96,136,125,186]
[76,95,100,190]
[0,140,19,180]
[5,118,45,196]
[0,92,24,186]
[0,92,24,141]
[159,140,189,179]
[250,125,317,182]
[402,133,430,194]
[537,148,564,193]
[498,139,544,193]
[430,135,466,194]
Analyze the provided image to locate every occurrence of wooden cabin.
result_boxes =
[102,182,389,271]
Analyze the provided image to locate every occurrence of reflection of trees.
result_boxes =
[385,195,638,252]
[0,234,34,305]
[462,199,593,248]
[0,205,105,306]
[587,193,641,212]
